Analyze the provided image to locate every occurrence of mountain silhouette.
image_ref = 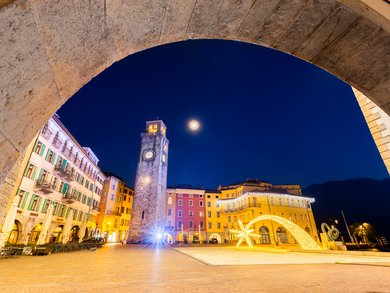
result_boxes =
[303,178,390,241]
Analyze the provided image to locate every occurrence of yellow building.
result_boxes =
[96,173,133,243]
[207,179,319,246]
[204,190,224,243]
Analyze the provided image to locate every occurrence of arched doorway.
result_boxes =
[52,225,63,243]
[276,227,288,244]
[7,220,22,244]
[208,233,222,244]
[28,223,42,244]
[259,226,270,244]
[70,226,80,242]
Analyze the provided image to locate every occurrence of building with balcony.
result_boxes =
[166,179,319,246]
[96,173,133,243]
[166,186,206,243]
[1,114,105,245]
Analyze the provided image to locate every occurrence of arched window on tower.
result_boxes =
[141,211,145,220]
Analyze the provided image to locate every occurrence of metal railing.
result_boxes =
[41,129,52,140]
[34,180,55,194]
[54,163,75,181]
[221,203,262,213]
[106,210,121,216]
[61,190,77,204]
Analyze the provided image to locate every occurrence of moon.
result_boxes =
[188,119,201,132]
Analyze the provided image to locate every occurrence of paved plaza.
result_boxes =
[0,244,389,292]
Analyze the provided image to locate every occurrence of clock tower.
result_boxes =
[128,120,169,243]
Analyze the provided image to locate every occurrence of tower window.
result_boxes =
[141,211,145,220]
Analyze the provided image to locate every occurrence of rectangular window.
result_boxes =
[168,197,172,205]
[178,194,183,198]
[216,211,220,218]
[178,199,183,206]
[17,190,26,208]
[25,163,35,179]
[199,211,204,217]
[189,194,193,198]
[189,210,194,217]
[167,208,172,216]
[208,222,212,229]
[34,141,43,155]
[217,222,221,229]
[178,210,182,217]
[189,200,193,206]
[207,201,211,207]
[207,211,211,218]
[199,201,203,207]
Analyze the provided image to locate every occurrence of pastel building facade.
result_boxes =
[1,115,105,245]
[96,173,134,243]
[166,187,206,242]
[166,179,319,246]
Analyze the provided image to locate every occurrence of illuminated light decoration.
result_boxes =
[230,220,260,248]
[230,215,322,250]
[218,191,315,206]
[146,222,172,247]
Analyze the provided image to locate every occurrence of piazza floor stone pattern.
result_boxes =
[0,244,389,292]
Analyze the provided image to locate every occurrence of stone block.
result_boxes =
[236,0,282,44]
[31,0,118,100]
[186,0,256,40]
[0,1,62,150]
[106,0,168,59]
[296,6,359,61]
[159,0,196,44]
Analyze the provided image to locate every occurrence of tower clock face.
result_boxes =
[143,150,155,161]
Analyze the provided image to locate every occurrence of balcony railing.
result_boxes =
[92,205,101,212]
[52,137,62,149]
[221,203,262,213]
[61,190,77,204]
[62,147,76,161]
[54,163,75,182]
[106,210,121,216]
[34,180,55,194]
[41,129,52,140]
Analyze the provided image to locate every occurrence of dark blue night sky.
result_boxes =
[57,40,388,189]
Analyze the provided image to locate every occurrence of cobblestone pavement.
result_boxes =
[0,244,389,293]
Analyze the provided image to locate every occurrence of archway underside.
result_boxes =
[0,0,389,221]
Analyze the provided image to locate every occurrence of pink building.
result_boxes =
[166,187,206,242]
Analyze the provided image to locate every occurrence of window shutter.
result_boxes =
[41,199,48,213]
[45,148,51,161]
[27,194,36,210]
[32,140,39,152]
[31,166,38,180]
[51,153,57,164]
[37,168,44,181]
[20,191,29,209]
[36,197,42,212]
[23,163,30,177]
[62,159,67,168]
[62,183,68,194]
[40,144,46,157]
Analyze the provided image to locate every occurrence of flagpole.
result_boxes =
[341,210,354,243]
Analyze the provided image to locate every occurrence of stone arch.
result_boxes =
[209,233,222,244]
[246,215,321,250]
[0,0,389,221]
